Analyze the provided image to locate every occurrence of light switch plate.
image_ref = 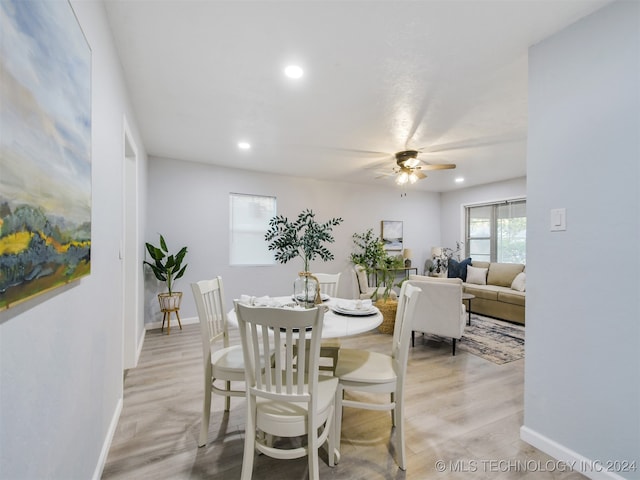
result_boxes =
[550,208,566,231]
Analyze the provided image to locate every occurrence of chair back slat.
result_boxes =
[191,277,229,366]
[314,272,341,297]
[235,303,323,403]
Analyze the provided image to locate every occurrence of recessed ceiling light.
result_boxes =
[455,177,465,183]
[238,141,251,150]
[284,65,304,79]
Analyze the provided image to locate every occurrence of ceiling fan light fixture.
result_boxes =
[396,171,409,185]
[409,172,418,184]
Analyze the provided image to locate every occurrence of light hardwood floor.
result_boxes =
[102,324,585,479]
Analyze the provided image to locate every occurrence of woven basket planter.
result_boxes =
[375,299,398,335]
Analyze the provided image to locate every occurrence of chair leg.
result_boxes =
[334,385,344,456]
[308,427,320,480]
[452,338,456,356]
[199,368,212,447]
[391,391,396,427]
[241,400,256,480]
[327,403,336,467]
[397,390,406,471]
[224,381,231,411]
[411,330,415,347]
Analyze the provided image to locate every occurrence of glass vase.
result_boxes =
[293,272,319,308]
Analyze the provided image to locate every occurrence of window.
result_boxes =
[229,193,276,265]
[465,199,526,264]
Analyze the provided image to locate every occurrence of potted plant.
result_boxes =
[350,229,404,333]
[265,209,343,307]
[144,234,188,333]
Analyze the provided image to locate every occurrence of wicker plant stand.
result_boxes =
[158,292,183,334]
[375,299,398,335]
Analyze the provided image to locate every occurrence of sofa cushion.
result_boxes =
[471,261,490,269]
[466,265,488,285]
[511,272,526,292]
[487,263,525,287]
[497,290,526,307]
[409,274,462,284]
[448,257,472,281]
[463,284,499,301]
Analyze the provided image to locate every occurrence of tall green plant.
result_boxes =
[143,234,188,294]
[350,228,403,301]
[349,228,386,275]
[265,209,343,271]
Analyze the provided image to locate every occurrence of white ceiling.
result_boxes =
[104,0,610,192]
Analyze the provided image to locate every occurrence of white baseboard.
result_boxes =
[145,315,199,331]
[92,397,123,480]
[520,426,627,480]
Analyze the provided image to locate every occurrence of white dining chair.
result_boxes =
[334,282,421,470]
[191,277,245,447]
[234,302,338,480]
[313,272,341,297]
[313,272,342,372]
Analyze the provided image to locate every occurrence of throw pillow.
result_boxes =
[511,272,526,292]
[466,265,488,285]
[447,257,472,281]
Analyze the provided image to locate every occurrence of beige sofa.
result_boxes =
[461,261,525,325]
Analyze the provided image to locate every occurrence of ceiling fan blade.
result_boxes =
[418,133,525,154]
[418,163,456,171]
[414,171,427,180]
[312,146,391,156]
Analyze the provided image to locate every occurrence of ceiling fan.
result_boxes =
[390,150,456,185]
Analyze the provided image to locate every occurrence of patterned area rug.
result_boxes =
[458,314,525,364]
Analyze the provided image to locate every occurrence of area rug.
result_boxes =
[458,314,525,364]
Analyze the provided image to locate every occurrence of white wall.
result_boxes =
[145,156,441,322]
[522,1,639,478]
[440,177,527,254]
[0,2,147,479]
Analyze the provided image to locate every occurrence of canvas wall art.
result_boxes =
[0,0,91,310]
[381,220,403,251]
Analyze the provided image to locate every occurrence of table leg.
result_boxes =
[465,299,472,326]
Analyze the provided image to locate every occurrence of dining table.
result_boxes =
[227,296,383,338]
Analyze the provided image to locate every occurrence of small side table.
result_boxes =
[462,293,475,326]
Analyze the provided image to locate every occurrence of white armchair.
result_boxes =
[407,276,466,355]
[351,265,398,300]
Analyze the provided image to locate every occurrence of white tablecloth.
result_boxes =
[228,296,382,339]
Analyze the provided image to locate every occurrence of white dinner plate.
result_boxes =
[331,305,379,317]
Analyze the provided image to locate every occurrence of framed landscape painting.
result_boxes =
[0,0,92,310]
[381,220,403,251]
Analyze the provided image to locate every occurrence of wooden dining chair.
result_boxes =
[333,282,421,470]
[191,277,245,447]
[313,272,341,297]
[312,273,343,372]
[234,302,338,480]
